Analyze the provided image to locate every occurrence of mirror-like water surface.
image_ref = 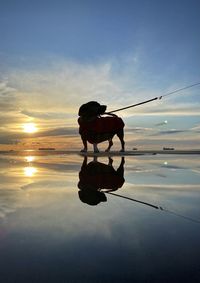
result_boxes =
[0,153,200,282]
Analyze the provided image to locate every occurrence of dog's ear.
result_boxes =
[78,101,100,116]
[78,103,91,116]
[78,101,107,117]
[99,105,107,114]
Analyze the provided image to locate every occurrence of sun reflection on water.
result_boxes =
[24,155,37,176]
[24,166,38,177]
[25,156,35,163]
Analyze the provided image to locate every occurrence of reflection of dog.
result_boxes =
[78,101,125,153]
[78,157,125,205]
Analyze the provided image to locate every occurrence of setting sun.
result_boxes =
[23,123,38,133]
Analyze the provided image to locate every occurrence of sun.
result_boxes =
[23,123,38,133]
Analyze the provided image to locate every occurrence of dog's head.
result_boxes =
[78,101,107,118]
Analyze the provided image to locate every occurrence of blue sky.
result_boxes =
[0,0,200,150]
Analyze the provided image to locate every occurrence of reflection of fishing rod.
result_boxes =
[106,191,200,224]
[108,82,200,114]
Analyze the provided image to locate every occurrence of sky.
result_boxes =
[0,0,200,150]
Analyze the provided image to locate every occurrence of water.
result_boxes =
[0,153,200,283]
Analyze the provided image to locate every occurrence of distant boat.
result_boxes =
[38,148,55,150]
[163,147,175,150]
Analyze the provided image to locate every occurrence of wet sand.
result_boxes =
[0,153,200,282]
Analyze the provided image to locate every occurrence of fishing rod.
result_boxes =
[107,81,200,114]
[106,191,200,224]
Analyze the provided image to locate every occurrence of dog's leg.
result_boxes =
[105,139,113,152]
[93,143,99,153]
[117,157,125,177]
[117,129,125,152]
[80,136,88,152]
[108,157,113,166]
[92,156,98,163]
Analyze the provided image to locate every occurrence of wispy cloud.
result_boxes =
[34,127,78,137]
[150,123,200,138]
[191,125,200,133]
[124,103,200,117]
[0,126,77,140]
[0,56,199,149]
[126,127,154,133]
[21,110,73,120]
[0,81,19,112]
[0,81,16,95]
[8,60,123,112]
[152,129,187,136]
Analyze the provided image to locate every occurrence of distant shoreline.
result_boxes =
[0,149,200,156]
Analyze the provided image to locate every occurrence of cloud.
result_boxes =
[152,129,187,136]
[0,59,128,148]
[21,110,73,120]
[124,104,200,117]
[0,136,19,145]
[150,124,200,138]
[3,58,200,117]
[125,127,154,138]
[126,127,153,132]
[34,127,78,137]
[0,81,16,95]
[191,125,200,133]
[1,56,200,149]
[155,121,168,126]
[7,60,124,112]
[0,112,27,127]
[0,81,19,112]
[0,126,78,142]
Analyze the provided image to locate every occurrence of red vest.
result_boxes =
[78,116,124,143]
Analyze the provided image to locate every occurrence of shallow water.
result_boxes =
[0,153,200,283]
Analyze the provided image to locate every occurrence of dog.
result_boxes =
[78,101,125,153]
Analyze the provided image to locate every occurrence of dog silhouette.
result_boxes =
[78,101,125,153]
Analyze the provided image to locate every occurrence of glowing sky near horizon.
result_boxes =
[0,0,200,150]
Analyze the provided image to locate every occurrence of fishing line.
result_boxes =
[107,81,200,114]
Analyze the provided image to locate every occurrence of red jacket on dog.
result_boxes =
[78,116,124,144]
